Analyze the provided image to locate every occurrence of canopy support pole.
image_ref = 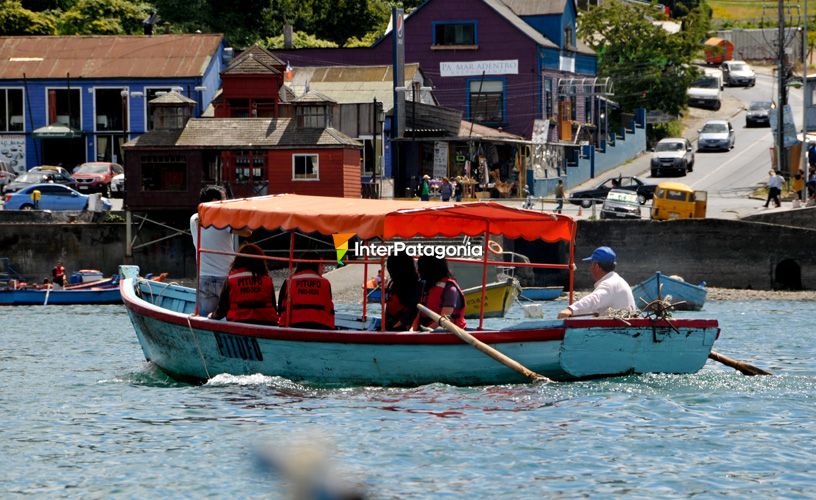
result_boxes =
[284,230,295,328]
[194,222,202,316]
[380,257,386,332]
[568,221,576,304]
[362,257,368,322]
[478,224,491,330]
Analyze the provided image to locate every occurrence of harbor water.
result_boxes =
[2,299,815,498]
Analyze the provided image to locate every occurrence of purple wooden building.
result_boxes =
[273,0,597,140]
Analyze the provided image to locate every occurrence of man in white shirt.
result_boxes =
[557,246,636,319]
[190,186,251,316]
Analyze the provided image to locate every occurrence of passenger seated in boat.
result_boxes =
[383,252,421,331]
[278,251,335,330]
[412,256,466,330]
[557,246,636,319]
[210,243,278,326]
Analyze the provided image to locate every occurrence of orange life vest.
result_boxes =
[226,269,278,325]
[280,270,335,329]
[420,277,466,329]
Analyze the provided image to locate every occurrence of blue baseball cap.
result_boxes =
[582,246,616,263]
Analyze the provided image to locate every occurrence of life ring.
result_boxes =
[487,240,503,255]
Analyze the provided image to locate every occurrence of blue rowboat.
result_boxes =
[121,194,720,386]
[120,268,720,386]
[519,286,563,301]
[0,286,121,305]
[632,272,707,311]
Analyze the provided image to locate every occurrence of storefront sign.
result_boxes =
[433,141,449,178]
[0,136,27,173]
[440,59,518,77]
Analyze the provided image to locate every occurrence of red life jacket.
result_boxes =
[226,269,278,325]
[280,270,335,329]
[421,277,466,329]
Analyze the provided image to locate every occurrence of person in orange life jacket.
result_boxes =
[210,243,278,326]
[51,261,66,287]
[412,255,466,330]
[278,251,335,329]
[383,252,421,331]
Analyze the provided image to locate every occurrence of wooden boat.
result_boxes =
[367,277,519,319]
[121,194,720,386]
[519,286,563,301]
[632,272,707,311]
[0,286,121,305]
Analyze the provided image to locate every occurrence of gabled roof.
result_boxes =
[0,34,223,79]
[293,90,336,104]
[224,45,284,75]
[149,90,197,105]
[500,0,568,16]
[127,118,361,148]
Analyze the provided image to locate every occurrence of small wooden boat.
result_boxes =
[368,278,519,319]
[0,286,121,305]
[519,286,563,301]
[632,272,707,311]
[121,194,720,386]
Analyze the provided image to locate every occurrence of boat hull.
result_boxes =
[520,286,563,301]
[0,287,121,305]
[122,275,719,386]
[632,272,707,311]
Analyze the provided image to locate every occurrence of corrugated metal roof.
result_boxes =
[0,34,223,79]
[500,0,567,16]
[224,45,283,74]
[150,90,197,104]
[293,90,337,103]
[127,118,361,148]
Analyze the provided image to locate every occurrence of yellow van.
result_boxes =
[650,182,707,220]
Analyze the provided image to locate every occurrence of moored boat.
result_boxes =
[0,286,121,305]
[632,272,707,311]
[519,286,564,301]
[121,194,720,386]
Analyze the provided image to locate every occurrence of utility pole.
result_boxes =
[778,0,787,175]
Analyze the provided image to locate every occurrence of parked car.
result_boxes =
[600,189,642,219]
[745,100,772,127]
[71,162,124,195]
[687,69,723,110]
[0,160,16,189]
[2,165,78,194]
[697,120,736,152]
[650,138,694,177]
[3,183,112,211]
[568,176,657,208]
[721,60,756,87]
[110,173,125,198]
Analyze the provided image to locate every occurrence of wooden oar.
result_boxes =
[708,351,772,376]
[416,304,552,383]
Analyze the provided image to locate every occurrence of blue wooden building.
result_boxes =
[0,35,226,173]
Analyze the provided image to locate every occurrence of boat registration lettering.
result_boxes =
[214,333,263,362]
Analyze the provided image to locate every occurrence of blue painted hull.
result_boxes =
[520,286,563,301]
[632,272,707,311]
[121,273,720,386]
[0,287,121,305]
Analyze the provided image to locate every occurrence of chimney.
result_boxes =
[284,25,294,49]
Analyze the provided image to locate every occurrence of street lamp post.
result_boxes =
[120,89,129,164]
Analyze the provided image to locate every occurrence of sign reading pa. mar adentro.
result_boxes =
[440,60,518,77]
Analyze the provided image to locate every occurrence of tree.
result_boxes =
[261,31,338,49]
[578,0,709,116]
[58,0,152,34]
[0,0,57,35]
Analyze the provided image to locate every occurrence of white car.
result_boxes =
[110,173,125,198]
[721,60,756,87]
[650,138,694,177]
[687,69,723,110]
[697,120,736,152]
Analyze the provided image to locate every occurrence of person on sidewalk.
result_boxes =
[792,169,805,205]
[763,170,783,208]
[554,179,566,214]
[419,175,431,201]
[557,246,635,319]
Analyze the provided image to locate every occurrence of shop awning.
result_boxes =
[32,123,83,139]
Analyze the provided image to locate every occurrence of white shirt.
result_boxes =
[769,175,785,189]
[568,271,636,317]
[190,213,238,278]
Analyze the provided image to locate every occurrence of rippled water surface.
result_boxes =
[2,300,815,498]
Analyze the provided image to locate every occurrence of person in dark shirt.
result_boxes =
[383,252,421,331]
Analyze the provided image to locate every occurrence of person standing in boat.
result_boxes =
[210,243,278,326]
[413,255,466,330]
[557,246,635,319]
[383,252,421,331]
[190,186,252,317]
[51,261,66,287]
[278,251,335,330]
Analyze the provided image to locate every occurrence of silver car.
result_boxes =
[697,120,735,152]
[721,60,756,87]
[650,138,694,177]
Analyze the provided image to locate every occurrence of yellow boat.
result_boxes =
[462,278,520,319]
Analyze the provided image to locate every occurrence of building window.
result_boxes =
[0,88,24,132]
[468,79,504,125]
[145,88,172,130]
[564,27,573,49]
[544,79,553,119]
[297,105,326,128]
[94,88,127,131]
[585,96,592,123]
[46,88,81,129]
[141,155,187,191]
[235,150,266,183]
[292,154,319,181]
[433,22,477,46]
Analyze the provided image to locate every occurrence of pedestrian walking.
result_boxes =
[439,177,452,202]
[763,170,783,208]
[554,179,565,214]
[419,175,431,201]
